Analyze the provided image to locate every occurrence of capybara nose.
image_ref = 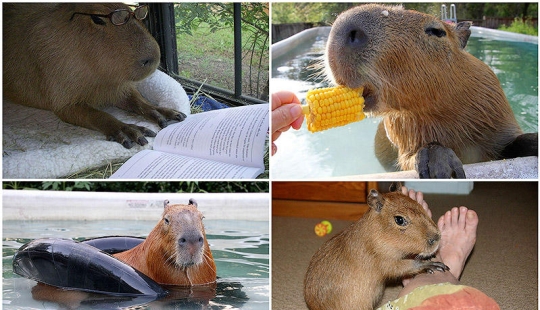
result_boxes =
[178,233,204,248]
[140,56,157,68]
[427,233,441,246]
[345,26,368,49]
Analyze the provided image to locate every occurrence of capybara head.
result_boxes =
[3,3,160,108]
[326,4,496,114]
[160,200,208,268]
[65,3,160,82]
[366,189,440,258]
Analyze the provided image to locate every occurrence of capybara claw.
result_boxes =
[108,124,155,148]
[416,142,466,179]
[136,136,149,146]
[175,111,187,122]
[123,140,135,149]
[154,107,186,128]
[140,127,156,138]
[426,261,450,273]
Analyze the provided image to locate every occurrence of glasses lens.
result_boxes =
[111,10,130,25]
[134,5,148,20]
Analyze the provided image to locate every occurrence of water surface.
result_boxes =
[3,220,269,309]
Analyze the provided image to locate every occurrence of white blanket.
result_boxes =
[3,70,190,179]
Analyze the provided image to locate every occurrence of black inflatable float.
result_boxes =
[12,237,167,297]
[81,236,144,254]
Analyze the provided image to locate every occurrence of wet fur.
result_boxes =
[114,203,216,285]
[304,190,446,310]
[326,4,532,173]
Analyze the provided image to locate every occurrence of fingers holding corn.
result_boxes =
[302,86,365,133]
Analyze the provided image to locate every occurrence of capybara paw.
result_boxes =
[108,124,156,149]
[501,132,538,158]
[415,142,466,179]
[424,261,450,274]
[154,107,187,128]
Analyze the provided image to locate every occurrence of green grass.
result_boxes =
[177,23,238,90]
[176,22,268,99]
[499,18,538,36]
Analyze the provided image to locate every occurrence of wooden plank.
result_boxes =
[272,199,369,221]
[272,182,368,203]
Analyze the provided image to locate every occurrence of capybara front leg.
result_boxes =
[118,88,187,129]
[501,132,538,158]
[415,142,466,179]
[55,104,156,149]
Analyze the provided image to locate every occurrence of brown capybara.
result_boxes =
[304,189,448,310]
[325,4,537,178]
[3,3,186,149]
[114,199,217,285]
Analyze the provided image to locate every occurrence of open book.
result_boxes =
[110,104,269,179]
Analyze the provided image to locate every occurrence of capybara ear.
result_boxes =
[455,21,472,49]
[388,182,402,193]
[367,189,384,213]
[163,200,170,208]
[188,198,198,207]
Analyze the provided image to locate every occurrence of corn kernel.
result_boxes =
[302,86,365,133]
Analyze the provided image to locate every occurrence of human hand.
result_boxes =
[271,91,305,155]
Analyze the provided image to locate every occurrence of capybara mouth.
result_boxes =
[361,86,377,112]
[402,239,440,260]
[403,249,437,261]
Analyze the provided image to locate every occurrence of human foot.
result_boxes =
[401,186,433,287]
[401,186,432,218]
[437,206,478,280]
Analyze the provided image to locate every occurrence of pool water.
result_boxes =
[271,29,538,178]
[3,220,269,309]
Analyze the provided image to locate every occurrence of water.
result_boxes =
[271,29,538,178]
[3,220,269,309]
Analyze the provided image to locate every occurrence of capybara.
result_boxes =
[304,189,448,310]
[325,4,537,178]
[3,3,186,149]
[114,199,217,285]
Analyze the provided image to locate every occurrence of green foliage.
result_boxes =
[272,3,537,24]
[2,182,269,193]
[42,182,91,191]
[499,17,538,36]
[174,3,269,99]
[272,3,354,24]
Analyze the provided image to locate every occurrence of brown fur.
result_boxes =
[3,3,185,148]
[304,189,447,310]
[326,4,523,170]
[114,202,217,285]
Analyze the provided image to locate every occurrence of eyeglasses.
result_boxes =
[70,5,149,26]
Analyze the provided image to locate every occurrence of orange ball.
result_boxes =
[314,223,328,237]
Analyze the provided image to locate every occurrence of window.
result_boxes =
[145,3,269,106]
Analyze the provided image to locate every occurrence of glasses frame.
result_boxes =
[70,5,149,26]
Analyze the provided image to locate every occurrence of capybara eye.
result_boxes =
[164,217,170,225]
[425,27,446,38]
[394,216,408,226]
[90,15,106,26]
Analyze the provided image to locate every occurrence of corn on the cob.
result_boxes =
[302,86,365,133]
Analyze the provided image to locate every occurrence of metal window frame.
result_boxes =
[144,3,267,106]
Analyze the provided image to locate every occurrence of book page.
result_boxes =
[110,150,263,179]
[153,104,268,169]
